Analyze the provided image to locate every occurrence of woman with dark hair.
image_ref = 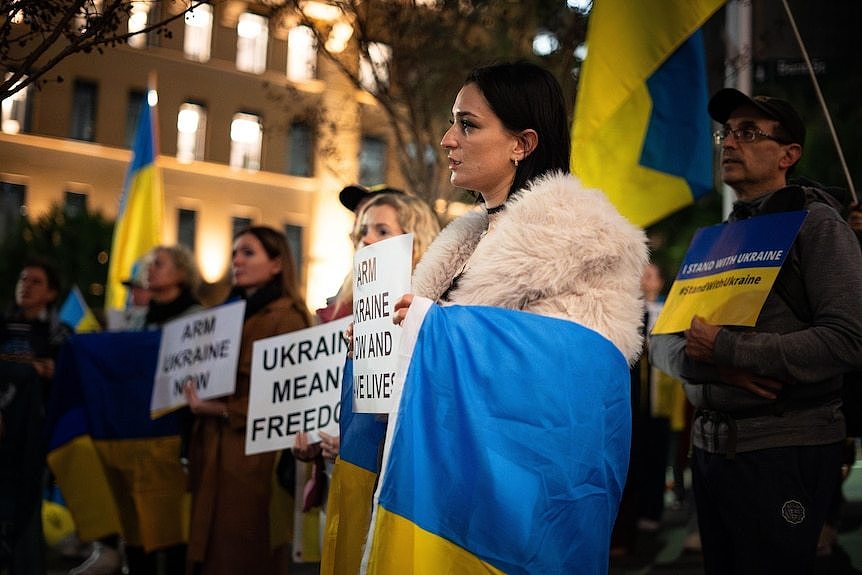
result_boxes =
[386,61,647,571]
[396,61,646,361]
[184,226,311,575]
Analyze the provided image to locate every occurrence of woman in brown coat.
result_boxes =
[184,226,311,575]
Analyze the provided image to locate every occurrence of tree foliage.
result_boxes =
[267,0,588,206]
[0,0,202,101]
[0,203,113,313]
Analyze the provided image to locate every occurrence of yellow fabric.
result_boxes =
[47,435,123,542]
[49,434,190,550]
[42,500,76,547]
[106,163,163,311]
[320,458,378,575]
[366,506,507,575]
[570,0,725,227]
[93,436,189,550]
[651,368,687,431]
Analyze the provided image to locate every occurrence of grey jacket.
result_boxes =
[650,186,862,454]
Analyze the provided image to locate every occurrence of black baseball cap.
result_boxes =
[708,88,806,146]
[339,184,405,213]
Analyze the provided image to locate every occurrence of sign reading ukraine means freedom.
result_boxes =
[245,316,351,455]
[151,300,246,415]
[352,233,412,413]
[652,211,807,334]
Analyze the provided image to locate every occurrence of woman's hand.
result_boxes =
[319,431,340,461]
[292,432,322,461]
[184,379,228,418]
[344,322,354,359]
[32,357,54,379]
[393,293,414,326]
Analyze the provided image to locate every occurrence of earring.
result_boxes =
[513,158,519,167]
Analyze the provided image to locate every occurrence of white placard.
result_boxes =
[150,300,246,416]
[352,233,413,413]
[245,315,352,455]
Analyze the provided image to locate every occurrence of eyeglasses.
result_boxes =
[713,127,788,145]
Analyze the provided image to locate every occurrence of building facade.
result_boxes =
[1,1,405,309]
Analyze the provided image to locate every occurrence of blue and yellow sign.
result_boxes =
[652,211,807,334]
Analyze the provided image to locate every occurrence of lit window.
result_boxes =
[230,113,263,170]
[177,208,197,252]
[236,12,268,74]
[286,121,313,177]
[177,102,207,163]
[127,1,150,49]
[359,135,386,186]
[287,25,317,82]
[359,42,391,93]
[184,3,212,62]
[284,223,303,277]
[1,74,30,134]
[232,216,252,238]
[64,191,88,218]
[71,80,98,142]
[125,90,145,148]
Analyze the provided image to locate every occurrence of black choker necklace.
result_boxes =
[486,203,506,215]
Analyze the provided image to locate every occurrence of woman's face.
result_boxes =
[147,250,183,292]
[440,83,519,206]
[232,233,282,291]
[356,204,405,247]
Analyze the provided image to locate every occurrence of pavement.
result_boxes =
[45,458,862,574]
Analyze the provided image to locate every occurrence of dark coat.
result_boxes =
[186,295,309,574]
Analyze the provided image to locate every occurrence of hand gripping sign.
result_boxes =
[352,233,413,413]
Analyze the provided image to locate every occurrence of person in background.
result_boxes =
[303,191,439,575]
[0,258,70,575]
[650,88,862,573]
[294,191,441,464]
[184,226,312,575]
[69,245,202,575]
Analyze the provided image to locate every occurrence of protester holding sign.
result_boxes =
[650,89,862,574]
[66,244,202,575]
[0,258,69,574]
[315,192,439,575]
[382,62,646,573]
[184,226,311,575]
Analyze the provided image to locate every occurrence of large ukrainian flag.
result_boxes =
[571,1,725,227]
[321,360,387,575]
[46,332,188,550]
[363,300,631,574]
[106,90,163,311]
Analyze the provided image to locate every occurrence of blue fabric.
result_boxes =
[642,30,713,201]
[338,359,386,473]
[47,331,181,450]
[378,305,631,574]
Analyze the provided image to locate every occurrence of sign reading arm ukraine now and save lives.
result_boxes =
[652,210,807,334]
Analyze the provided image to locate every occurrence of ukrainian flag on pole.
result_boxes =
[362,300,631,574]
[571,0,725,227]
[106,80,163,311]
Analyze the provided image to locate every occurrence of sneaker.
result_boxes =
[68,542,122,575]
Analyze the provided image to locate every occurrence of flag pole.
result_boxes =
[780,0,857,204]
[721,0,752,220]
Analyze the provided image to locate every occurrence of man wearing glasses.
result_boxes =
[650,89,862,574]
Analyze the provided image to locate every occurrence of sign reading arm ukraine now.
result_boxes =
[652,211,806,334]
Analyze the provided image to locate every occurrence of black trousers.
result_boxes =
[693,442,844,575]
